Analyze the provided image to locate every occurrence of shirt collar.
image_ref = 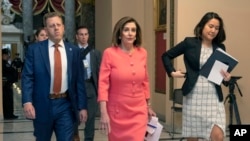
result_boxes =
[49,39,64,48]
[78,43,88,49]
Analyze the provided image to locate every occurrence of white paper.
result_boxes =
[146,116,158,134]
[145,117,163,141]
[207,60,229,85]
[145,122,163,141]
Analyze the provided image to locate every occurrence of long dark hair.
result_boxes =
[194,12,226,44]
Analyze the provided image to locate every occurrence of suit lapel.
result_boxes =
[212,43,218,51]
[90,50,95,72]
[65,42,73,83]
[194,39,202,68]
[39,40,50,74]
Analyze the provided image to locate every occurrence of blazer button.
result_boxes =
[132,71,136,75]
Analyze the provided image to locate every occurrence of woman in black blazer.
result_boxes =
[162,12,231,141]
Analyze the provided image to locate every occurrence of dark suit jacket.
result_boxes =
[162,37,226,102]
[80,46,102,97]
[21,39,87,123]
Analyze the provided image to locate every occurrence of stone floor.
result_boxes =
[0,83,230,141]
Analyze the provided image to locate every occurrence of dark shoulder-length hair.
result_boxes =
[111,16,142,47]
[32,27,46,42]
[194,12,226,44]
[35,27,45,37]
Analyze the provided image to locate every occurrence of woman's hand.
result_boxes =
[171,70,186,78]
[99,112,111,135]
[221,70,231,81]
[99,101,111,135]
[148,106,156,120]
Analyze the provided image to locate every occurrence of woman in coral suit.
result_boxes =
[98,16,156,141]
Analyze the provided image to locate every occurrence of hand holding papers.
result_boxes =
[200,48,238,85]
[207,60,229,85]
[145,116,163,141]
[146,116,158,134]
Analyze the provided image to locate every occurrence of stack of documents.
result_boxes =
[200,48,238,85]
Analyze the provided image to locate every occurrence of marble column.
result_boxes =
[0,3,3,116]
[22,0,33,42]
[80,2,95,47]
[65,0,75,43]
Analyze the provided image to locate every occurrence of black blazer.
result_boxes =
[89,47,102,96]
[162,37,226,102]
[79,45,102,97]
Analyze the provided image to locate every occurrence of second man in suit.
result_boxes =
[74,26,102,141]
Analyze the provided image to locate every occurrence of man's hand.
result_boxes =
[23,103,36,119]
[79,109,88,123]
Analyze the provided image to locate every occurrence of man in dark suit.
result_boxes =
[74,26,102,141]
[11,53,23,80]
[21,12,88,141]
[2,48,18,120]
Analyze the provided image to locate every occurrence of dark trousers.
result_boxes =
[74,81,97,141]
[2,85,14,118]
[84,81,98,141]
[34,98,76,141]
